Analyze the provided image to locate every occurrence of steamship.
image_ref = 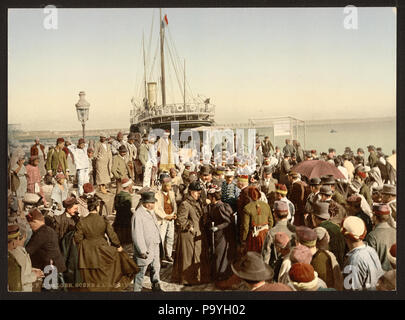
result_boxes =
[129,9,215,135]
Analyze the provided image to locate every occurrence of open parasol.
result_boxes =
[291,160,345,180]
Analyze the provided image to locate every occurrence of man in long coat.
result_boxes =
[261,136,274,158]
[365,204,396,271]
[172,181,211,285]
[132,192,163,291]
[46,138,68,177]
[94,133,113,194]
[112,145,131,194]
[288,171,308,226]
[157,131,176,172]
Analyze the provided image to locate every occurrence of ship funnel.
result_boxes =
[147,82,157,107]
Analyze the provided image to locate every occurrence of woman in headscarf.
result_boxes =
[26,156,48,207]
[206,184,237,287]
[50,173,69,216]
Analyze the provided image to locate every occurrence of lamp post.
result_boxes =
[75,91,90,139]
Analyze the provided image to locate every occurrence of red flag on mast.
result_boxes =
[164,14,168,25]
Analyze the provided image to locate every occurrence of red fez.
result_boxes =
[295,226,317,247]
[56,138,65,144]
[347,195,362,205]
[26,208,44,222]
[357,171,367,179]
[288,263,315,283]
[83,183,94,194]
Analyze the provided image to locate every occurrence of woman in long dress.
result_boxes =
[26,156,48,206]
[50,173,69,216]
[74,196,139,291]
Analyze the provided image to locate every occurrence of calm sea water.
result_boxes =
[11,118,396,157]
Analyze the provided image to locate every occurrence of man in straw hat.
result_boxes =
[94,132,113,194]
[365,204,396,271]
[231,252,291,291]
[341,216,384,290]
[131,191,163,291]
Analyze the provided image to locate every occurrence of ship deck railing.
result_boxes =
[130,103,215,123]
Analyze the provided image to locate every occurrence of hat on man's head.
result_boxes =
[118,145,127,153]
[140,191,157,203]
[290,245,313,264]
[347,194,362,205]
[216,166,225,175]
[231,252,274,282]
[319,185,333,196]
[121,178,133,188]
[263,166,274,175]
[274,232,290,249]
[357,148,364,153]
[100,132,107,138]
[367,145,376,150]
[8,224,20,241]
[189,181,203,192]
[295,226,318,247]
[184,162,192,168]
[26,208,44,222]
[225,170,235,177]
[288,263,316,284]
[237,175,249,183]
[309,177,321,186]
[78,138,85,145]
[127,133,136,140]
[288,171,300,179]
[275,184,288,196]
[372,203,391,216]
[341,216,367,241]
[381,184,396,196]
[117,131,123,138]
[83,183,95,195]
[312,202,330,220]
[274,201,289,215]
[321,175,336,185]
[200,165,211,176]
[56,137,65,144]
[63,196,78,209]
[314,227,330,244]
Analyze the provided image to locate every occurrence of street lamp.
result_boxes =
[75,91,90,139]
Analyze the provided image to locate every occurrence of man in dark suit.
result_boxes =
[288,171,308,226]
[261,136,274,158]
[26,208,66,291]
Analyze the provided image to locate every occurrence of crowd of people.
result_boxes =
[7,131,397,292]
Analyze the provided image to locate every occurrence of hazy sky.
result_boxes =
[8,7,396,131]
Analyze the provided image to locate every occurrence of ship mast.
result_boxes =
[183,59,186,108]
[160,8,166,108]
[142,32,147,106]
